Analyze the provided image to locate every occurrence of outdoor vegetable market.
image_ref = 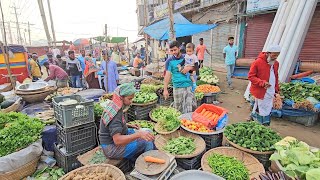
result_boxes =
[1,0,320,179]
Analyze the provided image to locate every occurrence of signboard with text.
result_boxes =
[154,0,195,19]
[247,0,280,13]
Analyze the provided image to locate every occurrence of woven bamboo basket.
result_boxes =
[0,157,39,180]
[1,97,21,113]
[131,99,158,106]
[201,147,265,179]
[225,136,274,155]
[0,83,12,92]
[60,164,125,180]
[154,122,180,135]
[149,106,180,123]
[77,147,122,166]
[17,86,57,103]
[154,130,206,159]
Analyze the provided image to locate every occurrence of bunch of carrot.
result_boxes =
[199,108,220,125]
[195,85,221,94]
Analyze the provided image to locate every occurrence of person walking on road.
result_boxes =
[98,50,119,93]
[248,45,281,126]
[66,51,82,88]
[196,38,211,68]
[223,37,238,89]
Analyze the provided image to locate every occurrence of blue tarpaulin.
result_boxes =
[144,13,218,40]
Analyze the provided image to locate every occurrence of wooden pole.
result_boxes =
[168,0,176,41]
[0,0,15,89]
[126,37,130,63]
[12,6,22,44]
[144,0,149,65]
[210,29,213,68]
[37,0,52,47]
[47,0,56,47]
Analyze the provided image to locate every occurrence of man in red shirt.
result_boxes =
[43,62,69,88]
[248,45,281,126]
[196,38,211,68]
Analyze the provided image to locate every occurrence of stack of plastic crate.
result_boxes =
[53,95,97,173]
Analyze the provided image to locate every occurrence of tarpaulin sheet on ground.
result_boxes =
[143,13,218,40]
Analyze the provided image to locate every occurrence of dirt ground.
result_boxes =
[213,71,320,147]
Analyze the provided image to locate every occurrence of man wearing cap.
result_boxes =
[47,53,58,65]
[248,45,281,126]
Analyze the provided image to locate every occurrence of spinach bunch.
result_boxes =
[32,167,65,180]
[224,122,281,152]
[164,136,195,155]
[208,153,249,180]
[0,112,44,157]
[158,113,180,131]
[280,82,320,102]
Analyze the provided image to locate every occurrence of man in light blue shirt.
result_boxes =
[223,37,238,89]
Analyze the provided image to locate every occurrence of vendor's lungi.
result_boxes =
[101,129,154,159]
[173,86,196,114]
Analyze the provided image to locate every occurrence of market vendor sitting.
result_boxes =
[99,83,155,160]
[130,52,144,77]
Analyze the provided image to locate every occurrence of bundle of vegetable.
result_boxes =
[133,92,158,104]
[273,94,283,110]
[128,120,155,130]
[0,112,44,157]
[195,85,221,94]
[270,137,320,179]
[158,113,180,131]
[280,82,320,102]
[292,100,317,112]
[224,122,281,152]
[94,103,104,120]
[32,167,65,180]
[199,67,219,84]
[151,106,181,122]
[140,84,163,93]
[195,92,204,101]
[163,136,196,155]
[156,86,173,97]
[89,150,106,164]
[181,119,213,133]
[207,153,249,180]
[252,172,287,180]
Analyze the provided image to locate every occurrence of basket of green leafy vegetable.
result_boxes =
[201,147,265,179]
[154,113,181,135]
[155,130,206,158]
[150,106,181,122]
[132,92,158,105]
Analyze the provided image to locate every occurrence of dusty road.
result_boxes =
[214,71,320,147]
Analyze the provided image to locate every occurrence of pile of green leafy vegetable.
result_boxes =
[195,92,204,101]
[89,150,106,164]
[224,122,281,152]
[32,167,65,180]
[164,136,195,155]
[0,112,44,157]
[199,67,219,84]
[270,137,320,179]
[158,113,180,131]
[133,92,158,104]
[94,103,104,120]
[151,106,181,122]
[280,82,320,102]
[208,153,249,180]
[128,120,154,130]
[140,84,163,93]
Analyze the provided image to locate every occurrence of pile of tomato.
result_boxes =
[181,119,214,133]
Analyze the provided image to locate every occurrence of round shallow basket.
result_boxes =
[149,109,158,122]
[154,130,206,159]
[0,83,12,92]
[132,99,158,106]
[0,157,39,180]
[201,147,265,179]
[179,113,224,135]
[154,122,180,135]
[18,86,57,103]
[170,170,224,180]
[60,164,125,180]
[0,97,22,113]
[225,136,274,155]
[16,82,48,92]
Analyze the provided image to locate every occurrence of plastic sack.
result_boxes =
[0,139,42,173]
[215,114,228,130]
[192,104,228,129]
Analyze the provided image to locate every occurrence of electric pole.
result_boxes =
[7,22,12,44]
[143,0,149,65]
[105,24,108,43]
[37,0,52,47]
[23,30,27,46]
[168,0,176,41]
[28,22,31,45]
[11,6,22,44]
[47,0,56,47]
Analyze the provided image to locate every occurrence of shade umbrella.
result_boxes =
[73,38,90,46]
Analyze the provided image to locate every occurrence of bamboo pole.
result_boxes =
[0,42,15,90]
